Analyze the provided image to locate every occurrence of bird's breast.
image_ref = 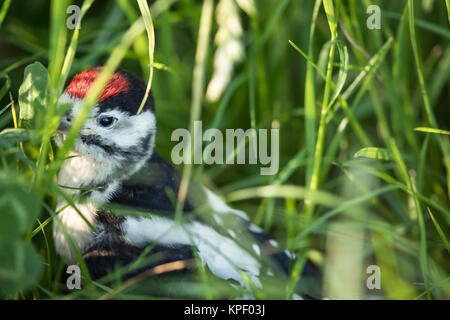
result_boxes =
[53,200,98,263]
[54,156,122,263]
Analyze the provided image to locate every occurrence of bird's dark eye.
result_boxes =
[97,115,117,128]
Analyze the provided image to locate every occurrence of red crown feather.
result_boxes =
[66,67,130,102]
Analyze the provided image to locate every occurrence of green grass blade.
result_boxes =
[409,0,450,200]
[390,138,430,299]
[414,127,450,136]
[304,0,322,186]
[354,147,393,161]
[328,42,348,109]
[384,11,450,39]
[136,0,155,115]
[322,0,337,36]
[306,0,338,221]
[58,0,95,92]
[446,0,450,26]
[426,208,450,254]
[0,0,11,28]
[175,0,214,217]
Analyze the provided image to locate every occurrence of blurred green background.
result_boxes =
[0,0,449,299]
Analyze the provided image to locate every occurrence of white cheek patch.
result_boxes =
[58,93,156,153]
[97,109,156,151]
[57,94,156,172]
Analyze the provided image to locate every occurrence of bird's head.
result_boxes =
[54,67,156,180]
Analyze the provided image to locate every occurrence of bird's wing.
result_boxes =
[83,237,196,280]
[106,152,320,296]
[110,152,195,215]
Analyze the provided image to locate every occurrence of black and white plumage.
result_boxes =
[53,67,319,298]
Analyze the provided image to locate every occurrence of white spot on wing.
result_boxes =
[269,239,279,248]
[227,229,236,238]
[252,244,261,256]
[292,293,304,300]
[213,214,223,225]
[285,249,294,259]
[249,223,264,233]
[204,188,249,220]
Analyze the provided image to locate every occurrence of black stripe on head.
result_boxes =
[81,134,115,154]
[80,134,150,161]
[140,131,153,154]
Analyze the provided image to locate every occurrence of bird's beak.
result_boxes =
[57,111,73,133]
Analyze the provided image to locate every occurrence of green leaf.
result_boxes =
[415,127,450,136]
[0,182,40,240]
[354,147,393,160]
[384,10,450,39]
[0,128,30,145]
[18,62,49,122]
[136,0,155,115]
[0,72,11,101]
[322,0,337,36]
[0,240,43,296]
[328,42,349,108]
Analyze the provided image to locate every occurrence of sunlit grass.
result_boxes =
[0,0,449,300]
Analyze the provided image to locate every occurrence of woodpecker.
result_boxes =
[53,67,319,298]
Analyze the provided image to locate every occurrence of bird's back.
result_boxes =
[84,152,321,298]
